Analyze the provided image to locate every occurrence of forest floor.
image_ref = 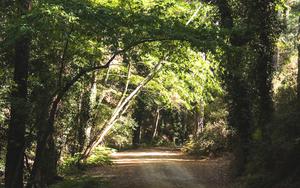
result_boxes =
[85,147,232,188]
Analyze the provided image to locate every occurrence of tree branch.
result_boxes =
[50,37,178,106]
[82,60,164,158]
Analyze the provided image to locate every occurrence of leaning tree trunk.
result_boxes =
[5,1,31,187]
[82,61,163,158]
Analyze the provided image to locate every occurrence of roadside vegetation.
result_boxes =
[1,0,299,188]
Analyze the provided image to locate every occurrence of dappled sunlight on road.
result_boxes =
[110,149,210,165]
[112,158,203,164]
[88,148,231,188]
[111,151,181,157]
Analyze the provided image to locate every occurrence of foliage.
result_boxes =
[86,147,114,166]
[1,0,300,187]
[235,107,300,188]
[59,147,114,175]
[105,115,137,149]
[238,58,300,188]
[273,60,297,109]
[58,154,82,175]
[182,120,234,156]
[0,130,5,174]
[0,159,4,175]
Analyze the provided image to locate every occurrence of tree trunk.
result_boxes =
[181,112,188,144]
[76,79,94,153]
[194,102,204,137]
[5,35,29,188]
[254,1,275,139]
[151,107,160,141]
[228,77,252,176]
[297,16,300,108]
[85,74,97,145]
[28,133,58,187]
[213,0,252,176]
[5,1,31,187]
[132,124,141,147]
[27,100,59,188]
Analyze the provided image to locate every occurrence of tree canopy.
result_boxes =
[0,0,299,188]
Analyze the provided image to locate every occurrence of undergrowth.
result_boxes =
[59,147,115,175]
[182,120,234,157]
[50,176,108,188]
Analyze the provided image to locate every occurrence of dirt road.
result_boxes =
[88,148,231,188]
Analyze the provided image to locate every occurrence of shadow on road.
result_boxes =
[87,148,231,188]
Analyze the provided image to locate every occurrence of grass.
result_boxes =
[50,176,108,188]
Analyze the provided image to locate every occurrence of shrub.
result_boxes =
[86,147,114,166]
[59,153,83,175]
[154,136,177,147]
[182,120,234,156]
[59,147,115,175]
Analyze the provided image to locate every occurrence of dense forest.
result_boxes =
[0,0,300,188]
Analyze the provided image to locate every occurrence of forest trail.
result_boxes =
[87,148,231,188]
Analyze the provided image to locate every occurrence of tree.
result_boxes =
[5,0,31,187]
[206,0,253,175]
[297,16,300,106]
[2,1,292,187]
[22,1,219,186]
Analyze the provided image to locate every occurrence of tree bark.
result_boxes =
[75,75,96,154]
[27,99,60,188]
[297,16,300,108]
[194,102,204,137]
[5,35,29,188]
[5,1,31,187]
[152,107,160,141]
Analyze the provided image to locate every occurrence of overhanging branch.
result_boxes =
[50,37,182,104]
